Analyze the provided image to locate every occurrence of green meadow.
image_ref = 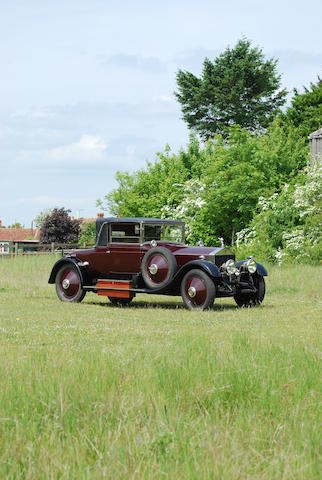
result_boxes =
[0,255,321,479]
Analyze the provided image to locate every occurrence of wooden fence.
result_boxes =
[0,242,91,259]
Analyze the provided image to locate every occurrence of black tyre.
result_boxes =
[141,247,177,290]
[108,296,134,306]
[234,275,265,307]
[181,269,216,311]
[55,264,86,303]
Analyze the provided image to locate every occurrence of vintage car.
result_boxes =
[48,217,267,310]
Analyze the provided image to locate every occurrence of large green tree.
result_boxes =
[282,77,322,138]
[175,38,287,139]
[103,121,308,245]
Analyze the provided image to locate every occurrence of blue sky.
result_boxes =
[1,0,321,226]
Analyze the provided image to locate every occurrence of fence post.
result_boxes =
[51,242,55,255]
[14,242,18,257]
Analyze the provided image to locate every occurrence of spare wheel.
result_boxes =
[141,247,177,289]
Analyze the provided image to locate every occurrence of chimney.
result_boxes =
[97,213,104,218]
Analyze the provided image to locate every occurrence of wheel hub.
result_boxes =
[62,278,70,290]
[188,286,196,298]
[148,263,158,275]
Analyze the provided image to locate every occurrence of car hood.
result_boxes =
[174,245,227,257]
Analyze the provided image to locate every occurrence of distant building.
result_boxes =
[309,128,322,165]
[0,221,39,255]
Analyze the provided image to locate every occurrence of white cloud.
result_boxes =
[99,54,166,73]
[16,195,96,206]
[126,144,136,156]
[152,95,174,103]
[31,110,55,119]
[10,108,55,119]
[49,134,108,164]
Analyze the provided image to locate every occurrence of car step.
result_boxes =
[93,279,133,298]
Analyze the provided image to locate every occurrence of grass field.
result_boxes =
[0,255,321,479]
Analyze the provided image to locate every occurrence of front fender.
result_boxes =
[176,260,221,280]
[146,260,221,295]
[48,258,85,284]
[236,260,268,276]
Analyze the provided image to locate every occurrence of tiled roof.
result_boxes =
[0,228,40,242]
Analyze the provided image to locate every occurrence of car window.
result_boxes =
[110,223,140,243]
[144,225,162,241]
[144,224,184,243]
[96,222,108,246]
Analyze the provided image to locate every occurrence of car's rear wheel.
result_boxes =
[181,269,216,310]
[141,247,177,290]
[55,264,86,303]
[234,275,265,307]
[108,296,133,306]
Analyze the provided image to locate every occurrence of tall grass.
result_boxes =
[0,256,321,478]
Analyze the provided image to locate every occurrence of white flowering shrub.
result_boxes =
[236,162,322,264]
[161,179,206,242]
[293,161,322,218]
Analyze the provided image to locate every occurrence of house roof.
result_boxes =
[0,228,40,242]
[309,128,322,139]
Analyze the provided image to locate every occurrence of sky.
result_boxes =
[0,0,321,226]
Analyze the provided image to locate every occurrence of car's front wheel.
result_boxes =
[234,275,265,307]
[55,264,86,303]
[181,269,216,310]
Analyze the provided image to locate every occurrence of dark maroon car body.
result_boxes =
[49,217,267,310]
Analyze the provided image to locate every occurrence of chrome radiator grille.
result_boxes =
[215,254,235,268]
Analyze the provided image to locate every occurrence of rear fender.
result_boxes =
[48,258,86,285]
[236,260,268,276]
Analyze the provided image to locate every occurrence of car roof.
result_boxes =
[96,217,185,226]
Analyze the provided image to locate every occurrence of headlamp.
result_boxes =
[246,258,257,274]
[225,259,237,275]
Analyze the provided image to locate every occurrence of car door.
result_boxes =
[107,222,143,274]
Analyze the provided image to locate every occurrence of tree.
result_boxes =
[196,120,308,244]
[78,221,96,247]
[97,138,207,217]
[8,222,24,228]
[282,77,322,138]
[40,208,80,244]
[175,38,287,139]
[34,209,53,228]
[103,121,308,245]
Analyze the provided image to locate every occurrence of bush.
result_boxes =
[236,162,322,264]
[78,221,96,247]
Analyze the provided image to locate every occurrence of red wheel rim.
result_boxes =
[146,254,169,285]
[59,269,80,299]
[185,275,207,306]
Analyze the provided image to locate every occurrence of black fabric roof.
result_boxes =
[96,217,185,226]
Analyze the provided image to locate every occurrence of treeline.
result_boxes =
[98,73,321,264]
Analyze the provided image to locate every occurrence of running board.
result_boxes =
[84,280,156,296]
